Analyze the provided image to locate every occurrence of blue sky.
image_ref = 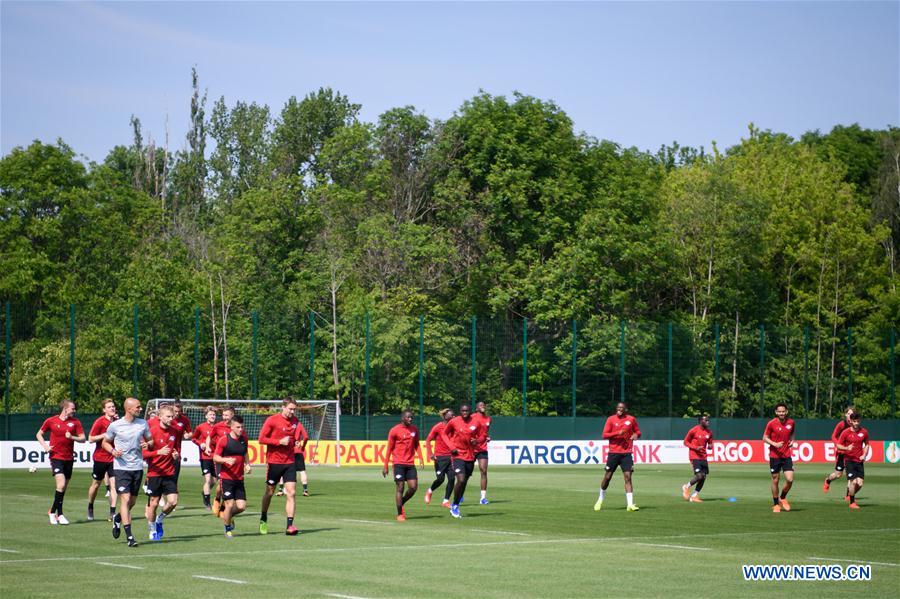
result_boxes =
[2,1,898,162]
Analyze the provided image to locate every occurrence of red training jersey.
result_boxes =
[602,414,641,454]
[440,416,485,462]
[385,423,420,467]
[683,425,713,461]
[294,422,309,456]
[831,419,851,455]
[259,413,299,464]
[426,421,451,457]
[471,412,491,453]
[40,416,84,461]
[143,420,178,477]
[838,427,869,462]
[193,421,216,459]
[214,434,248,480]
[171,414,192,451]
[764,417,796,458]
[90,415,116,462]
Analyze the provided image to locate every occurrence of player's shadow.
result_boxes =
[462,512,505,518]
[296,527,339,535]
[158,532,224,543]
[407,515,442,520]
[483,500,511,504]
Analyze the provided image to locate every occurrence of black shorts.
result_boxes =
[294,454,306,472]
[113,469,143,496]
[834,453,845,472]
[200,459,216,477]
[845,459,865,480]
[691,459,709,475]
[147,475,178,497]
[434,455,452,477]
[605,453,634,473]
[451,458,475,478]
[475,451,489,461]
[769,457,794,473]
[221,479,246,502]
[266,463,297,485]
[50,459,74,480]
[92,460,114,481]
[392,464,418,482]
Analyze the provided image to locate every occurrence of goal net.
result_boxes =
[147,399,341,466]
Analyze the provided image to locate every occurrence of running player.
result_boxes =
[192,406,218,509]
[170,401,193,484]
[103,397,152,548]
[835,413,868,509]
[594,402,641,512]
[87,399,118,521]
[143,405,179,540]
[424,408,455,508]
[682,414,713,502]
[294,418,310,496]
[824,406,855,500]
[258,398,301,536]
[211,407,242,516]
[383,410,423,521]
[472,401,492,505]
[213,415,252,538]
[36,400,85,525]
[763,402,795,513]
[440,403,486,519]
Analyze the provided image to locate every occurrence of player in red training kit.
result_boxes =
[192,406,218,510]
[143,405,180,540]
[37,400,86,525]
[88,399,118,522]
[763,403,796,512]
[835,413,869,509]
[824,406,856,500]
[258,398,301,536]
[424,408,455,508]
[294,419,310,496]
[213,415,252,538]
[210,407,238,515]
[595,402,641,512]
[383,410,423,521]
[682,415,713,502]
[472,401,492,505]
[440,403,486,519]
[170,401,193,485]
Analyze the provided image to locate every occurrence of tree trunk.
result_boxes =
[208,274,218,397]
[330,269,342,404]
[219,273,230,400]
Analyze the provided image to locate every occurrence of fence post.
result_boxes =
[194,307,200,398]
[471,316,477,408]
[619,320,626,404]
[364,313,371,441]
[758,324,765,416]
[522,318,528,417]
[132,305,139,399]
[803,326,810,414]
[891,329,896,415]
[847,327,853,406]
[4,302,10,438]
[308,311,315,402]
[571,319,577,418]
[252,310,258,401]
[419,315,425,430]
[713,323,720,419]
[667,321,673,417]
[69,304,76,402]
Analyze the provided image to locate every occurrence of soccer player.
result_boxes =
[213,415,252,538]
[36,400,86,525]
[682,414,713,502]
[835,413,869,509]
[294,418,310,497]
[440,403,486,519]
[824,406,856,499]
[192,406,218,509]
[103,397,152,547]
[87,399,118,521]
[143,405,180,540]
[763,402,795,513]
[424,408,455,508]
[383,410,423,521]
[258,398,301,536]
[472,401,492,505]
[170,401,193,484]
[594,402,641,512]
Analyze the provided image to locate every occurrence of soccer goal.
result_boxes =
[147,398,342,466]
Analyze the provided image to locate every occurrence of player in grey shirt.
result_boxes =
[102,397,152,547]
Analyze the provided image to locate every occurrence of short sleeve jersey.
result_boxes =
[683,425,713,460]
[764,418,795,459]
[386,424,420,466]
[105,417,151,471]
[214,434,248,480]
[90,416,116,462]
[40,416,84,461]
[838,427,869,462]
[143,419,178,477]
[426,421,451,457]
[259,413,299,464]
[471,412,491,452]
[603,414,641,454]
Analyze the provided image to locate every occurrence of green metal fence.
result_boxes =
[1,303,897,434]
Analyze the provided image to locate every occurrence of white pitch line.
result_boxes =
[636,543,710,551]
[96,561,145,570]
[340,519,390,525]
[326,594,372,599]
[471,529,531,536]
[0,549,19,554]
[193,575,247,584]
[808,556,900,567]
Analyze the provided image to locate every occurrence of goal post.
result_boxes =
[147,398,341,466]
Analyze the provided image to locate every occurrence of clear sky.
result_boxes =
[2,1,898,162]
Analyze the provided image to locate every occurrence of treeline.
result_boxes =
[1,70,897,418]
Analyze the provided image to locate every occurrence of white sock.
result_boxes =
[480,490,486,500]
[691,491,698,497]
[598,489,606,501]
[626,492,634,506]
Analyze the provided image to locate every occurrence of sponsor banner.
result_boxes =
[0,439,887,468]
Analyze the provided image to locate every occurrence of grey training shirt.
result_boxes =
[105,417,151,471]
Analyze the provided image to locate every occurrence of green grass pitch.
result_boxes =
[1,464,898,597]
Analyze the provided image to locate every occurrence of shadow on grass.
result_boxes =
[461,512,505,518]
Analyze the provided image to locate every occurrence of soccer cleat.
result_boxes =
[772,504,781,513]
[127,537,138,548]
[849,502,860,510]
[626,504,640,512]
[57,514,70,525]
[682,484,691,501]
[450,505,461,519]
[823,481,830,493]
[49,512,58,525]
[778,499,791,512]
[112,517,121,538]
[225,529,234,539]
[259,521,268,535]
[396,513,406,522]
[104,489,110,498]
[593,499,603,511]
[87,506,95,521]
[844,495,851,502]
[425,489,433,505]
[689,495,703,503]
[275,485,285,497]
[155,520,164,539]
[441,500,451,508]
[285,525,299,536]
[149,529,158,541]
[480,498,489,505]
[302,490,310,497]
